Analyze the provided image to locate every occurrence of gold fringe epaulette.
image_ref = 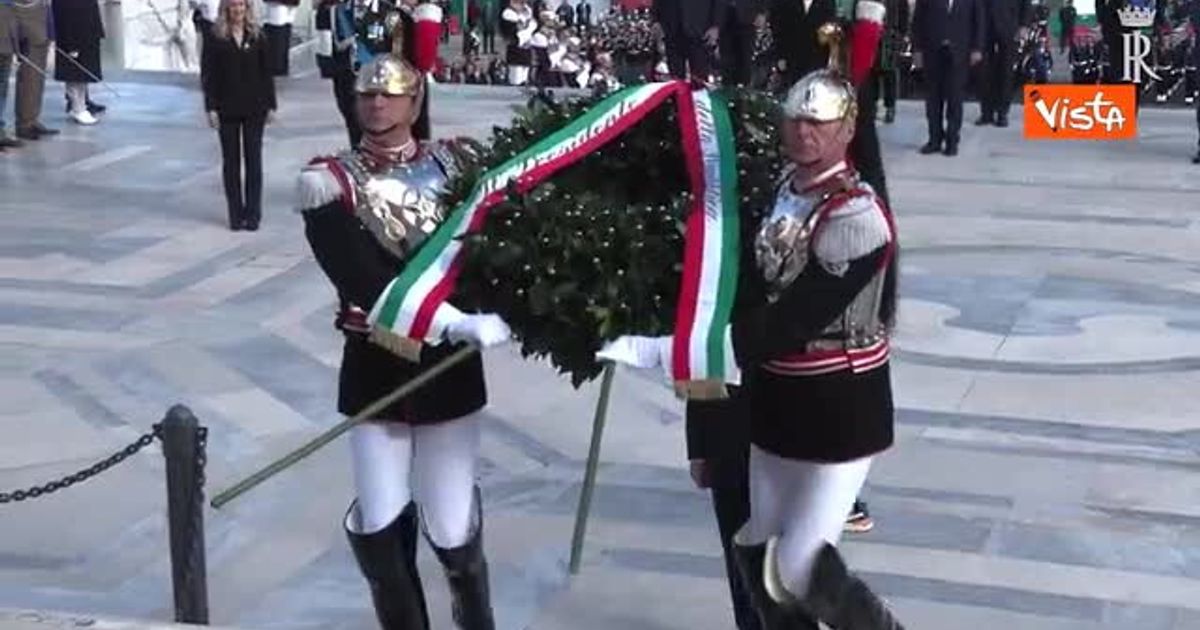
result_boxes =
[369,326,424,363]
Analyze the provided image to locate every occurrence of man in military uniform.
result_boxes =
[767,0,891,204]
[316,0,441,147]
[974,0,1031,128]
[599,26,903,627]
[727,63,902,630]
[299,21,510,630]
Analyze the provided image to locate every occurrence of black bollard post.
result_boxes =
[161,404,209,625]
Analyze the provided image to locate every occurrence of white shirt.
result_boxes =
[264,3,299,26]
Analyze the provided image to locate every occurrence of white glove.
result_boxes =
[596,335,673,377]
[445,313,512,347]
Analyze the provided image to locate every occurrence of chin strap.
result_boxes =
[360,135,419,168]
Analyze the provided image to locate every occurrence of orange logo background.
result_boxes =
[1023,85,1137,140]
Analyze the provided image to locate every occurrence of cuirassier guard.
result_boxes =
[297,16,510,630]
[726,26,902,630]
[726,63,904,630]
[596,23,903,630]
[316,0,442,144]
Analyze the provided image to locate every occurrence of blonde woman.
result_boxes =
[201,0,277,231]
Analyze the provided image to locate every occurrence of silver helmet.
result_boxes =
[781,69,857,123]
[781,22,857,123]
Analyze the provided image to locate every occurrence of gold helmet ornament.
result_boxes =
[355,53,423,97]
[781,23,857,123]
[354,9,423,97]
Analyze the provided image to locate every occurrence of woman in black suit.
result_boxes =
[202,0,277,231]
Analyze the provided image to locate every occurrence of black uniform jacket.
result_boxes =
[202,32,278,118]
[730,176,896,463]
[301,160,487,424]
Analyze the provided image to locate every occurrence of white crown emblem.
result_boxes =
[1116,5,1155,28]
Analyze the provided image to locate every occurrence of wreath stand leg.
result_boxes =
[568,362,617,575]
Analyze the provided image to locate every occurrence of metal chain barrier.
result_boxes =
[0,425,163,505]
[1,405,212,623]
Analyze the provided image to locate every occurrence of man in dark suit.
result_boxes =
[556,0,575,27]
[975,0,1030,127]
[575,0,592,30]
[913,0,984,156]
[653,0,722,80]
[768,0,840,86]
[687,390,761,630]
[718,0,766,86]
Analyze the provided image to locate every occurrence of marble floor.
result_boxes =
[2,77,1200,630]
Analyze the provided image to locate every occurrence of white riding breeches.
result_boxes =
[508,65,530,85]
[347,415,481,549]
[740,445,872,597]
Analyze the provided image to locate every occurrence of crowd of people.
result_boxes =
[0,0,105,152]
[429,0,636,92]
[0,0,300,155]
[433,1,779,92]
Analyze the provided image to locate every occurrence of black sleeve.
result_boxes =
[911,0,926,50]
[685,386,750,461]
[685,394,739,461]
[52,1,74,51]
[732,247,888,366]
[260,38,277,111]
[971,0,986,51]
[1019,0,1032,26]
[897,0,910,32]
[685,400,711,461]
[303,202,398,309]
[202,39,220,112]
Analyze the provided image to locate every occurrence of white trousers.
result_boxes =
[740,445,873,597]
[508,65,530,86]
[347,416,481,549]
[65,83,88,114]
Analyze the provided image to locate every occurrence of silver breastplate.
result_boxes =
[339,147,451,260]
[754,179,833,295]
[755,172,892,350]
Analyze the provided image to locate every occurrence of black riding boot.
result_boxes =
[804,542,905,630]
[732,537,819,630]
[345,501,432,630]
[425,489,496,630]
